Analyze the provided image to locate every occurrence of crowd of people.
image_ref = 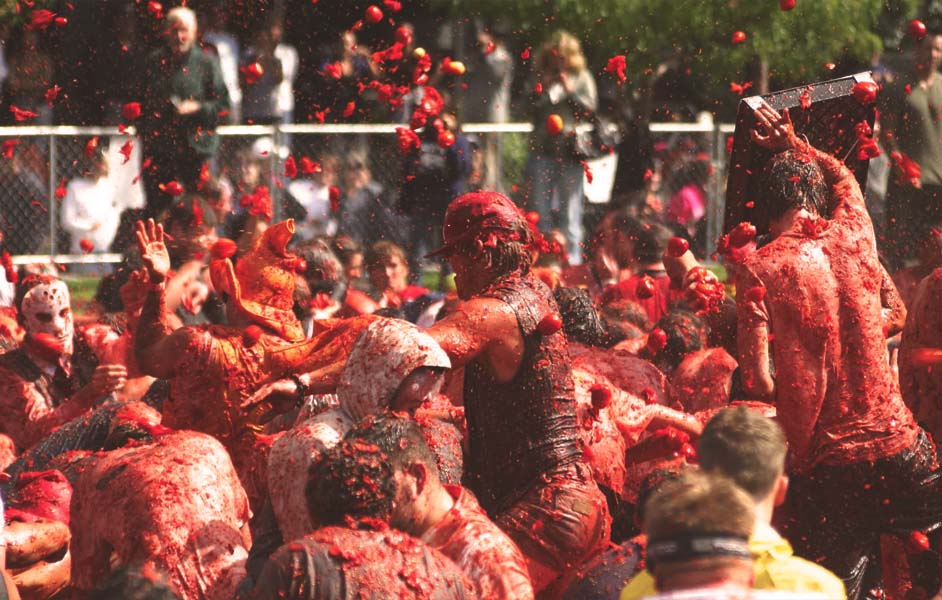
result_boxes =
[1,4,942,600]
[0,0,718,265]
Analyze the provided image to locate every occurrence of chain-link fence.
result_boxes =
[0,121,734,266]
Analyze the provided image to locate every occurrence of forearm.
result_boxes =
[880,267,906,337]
[4,522,69,569]
[20,399,94,450]
[10,553,70,599]
[908,347,942,368]
[646,405,703,437]
[796,137,866,214]
[135,285,173,358]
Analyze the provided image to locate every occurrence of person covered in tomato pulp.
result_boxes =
[734,103,942,600]
[425,190,610,594]
[0,275,127,452]
[306,416,534,600]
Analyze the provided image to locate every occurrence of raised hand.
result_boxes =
[750,103,798,153]
[135,219,171,283]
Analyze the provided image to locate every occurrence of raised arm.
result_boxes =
[751,103,866,218]
[133,220,196,379]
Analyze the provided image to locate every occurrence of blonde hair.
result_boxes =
[537,30,586,73]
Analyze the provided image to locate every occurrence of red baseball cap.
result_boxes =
[425,191,529,258]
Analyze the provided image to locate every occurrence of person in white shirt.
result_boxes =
[60,150,122,259]
[200,2,242,124]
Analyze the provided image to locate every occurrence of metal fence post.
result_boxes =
[271,124,282,222]
[707,123,725,259]
[48,134,57,257]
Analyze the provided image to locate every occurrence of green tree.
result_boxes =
[433,0,917,118]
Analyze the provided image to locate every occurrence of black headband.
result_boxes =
[647,535,751,569]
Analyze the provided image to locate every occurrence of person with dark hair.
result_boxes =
[621,407,845,599]
[309,416,534,599]
[0,275,126,451]
[364,241,429,309]
[331,235,364,285]
[425,191,609,593]
[292,239,344,327]
[244,522,474,600]
[606,220,679,323]
[737,103,942,599]
[645,310,706,375]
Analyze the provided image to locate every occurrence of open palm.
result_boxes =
[135,219,171,282]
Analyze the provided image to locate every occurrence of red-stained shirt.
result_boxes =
[0,350,87,452]
[422,485,535,600]
[69,431,251,598]
[611,271,679,324]
[737,145,920,473]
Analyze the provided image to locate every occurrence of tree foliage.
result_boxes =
[433,0,919,117]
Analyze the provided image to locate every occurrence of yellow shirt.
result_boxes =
[619,524,846,600]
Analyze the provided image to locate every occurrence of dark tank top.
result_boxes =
[463,272,582,513]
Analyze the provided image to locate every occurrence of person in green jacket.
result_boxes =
[139,6,230,219]
[620,407,845,600]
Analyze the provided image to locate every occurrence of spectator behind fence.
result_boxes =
[879,33,942,269]
[199,1,242,124]
[60,149,121,262]
[240,14,298,125]
[400,111,471,266]
[364,241,429,310]
[228,147,273,253]
[463,23,514,124]
[309,31,378,124]
[526,30,598,265]
[139,6,230,219]
[289,154,340,243]
[337,153,408,250]
[2,29,53,125]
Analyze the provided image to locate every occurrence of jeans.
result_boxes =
[526,154,585,265]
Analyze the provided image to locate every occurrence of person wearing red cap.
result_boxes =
[425,190,610,594]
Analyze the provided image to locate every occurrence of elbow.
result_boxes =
[742,371,775,401]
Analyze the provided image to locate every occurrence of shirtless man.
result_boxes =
[736,104,942,599]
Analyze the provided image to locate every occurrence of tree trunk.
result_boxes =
[759,57,770,95]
